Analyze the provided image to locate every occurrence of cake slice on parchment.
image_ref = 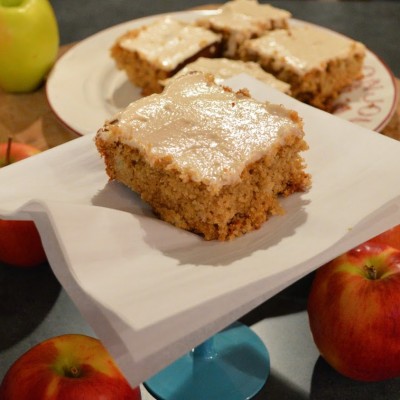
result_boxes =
[95,72,310,241]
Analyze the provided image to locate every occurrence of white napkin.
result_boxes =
[1,75,400,387]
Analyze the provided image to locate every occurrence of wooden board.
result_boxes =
[1,44,399,152]
[0,45,77,151]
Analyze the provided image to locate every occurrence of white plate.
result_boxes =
[46,10,398,136]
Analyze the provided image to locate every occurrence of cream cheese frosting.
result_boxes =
[99,73,304,190]
[162,57,291,93]
[119,16,221,71]
[246,25,366,74]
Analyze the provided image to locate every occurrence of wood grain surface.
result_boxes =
[0,45,77,151]
[0,44,399,152]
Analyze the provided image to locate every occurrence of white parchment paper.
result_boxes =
[1,75,399,386]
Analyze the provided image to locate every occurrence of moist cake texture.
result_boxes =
[198,0,291,58]
[161,57,291,94]
[95,72,310,240]
[111,16,222,95]
[241,25,366,110]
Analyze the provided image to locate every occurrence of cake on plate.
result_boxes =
[111,16,222,95]
[161,57,291,94]
[95,72,310,241]
[240,25,366,110]
[197,0,291,58]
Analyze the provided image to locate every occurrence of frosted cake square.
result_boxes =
[197,0,291,58]
[241,25,366,110]
[111,16,223,95]
[95,72,310,241]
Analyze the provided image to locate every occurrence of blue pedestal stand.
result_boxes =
[144,322,270,400]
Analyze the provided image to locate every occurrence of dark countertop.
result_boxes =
[2,1,400,399]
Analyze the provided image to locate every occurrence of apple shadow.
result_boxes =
[252,372,309,400]
[310,357,400,399]
[0,262,61,351]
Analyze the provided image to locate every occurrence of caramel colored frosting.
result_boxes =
[162,57,291,93]
[246,25,366,74]
[99,73,305,190]
[119,16,221,71]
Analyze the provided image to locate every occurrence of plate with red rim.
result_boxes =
[46,9,398,136]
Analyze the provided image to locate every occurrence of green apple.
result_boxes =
[0,0,59,93]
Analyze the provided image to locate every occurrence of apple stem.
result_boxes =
[364,264,378,280]
[5,136,12,166]
[64,365,81,378]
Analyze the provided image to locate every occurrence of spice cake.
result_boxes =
[95,72,310,241]
[197,0,291,58]
[110,16,222,95]
[241,25,366,110]
[161,57,291,94]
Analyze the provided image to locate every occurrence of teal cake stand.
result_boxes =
[144,322,270,400]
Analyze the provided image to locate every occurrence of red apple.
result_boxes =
[0,219,47,267]
[0,138,45,268]
[0,140,41,167]
[369,224,400,251]
[0,334,142,400]
[307,242,400,381]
